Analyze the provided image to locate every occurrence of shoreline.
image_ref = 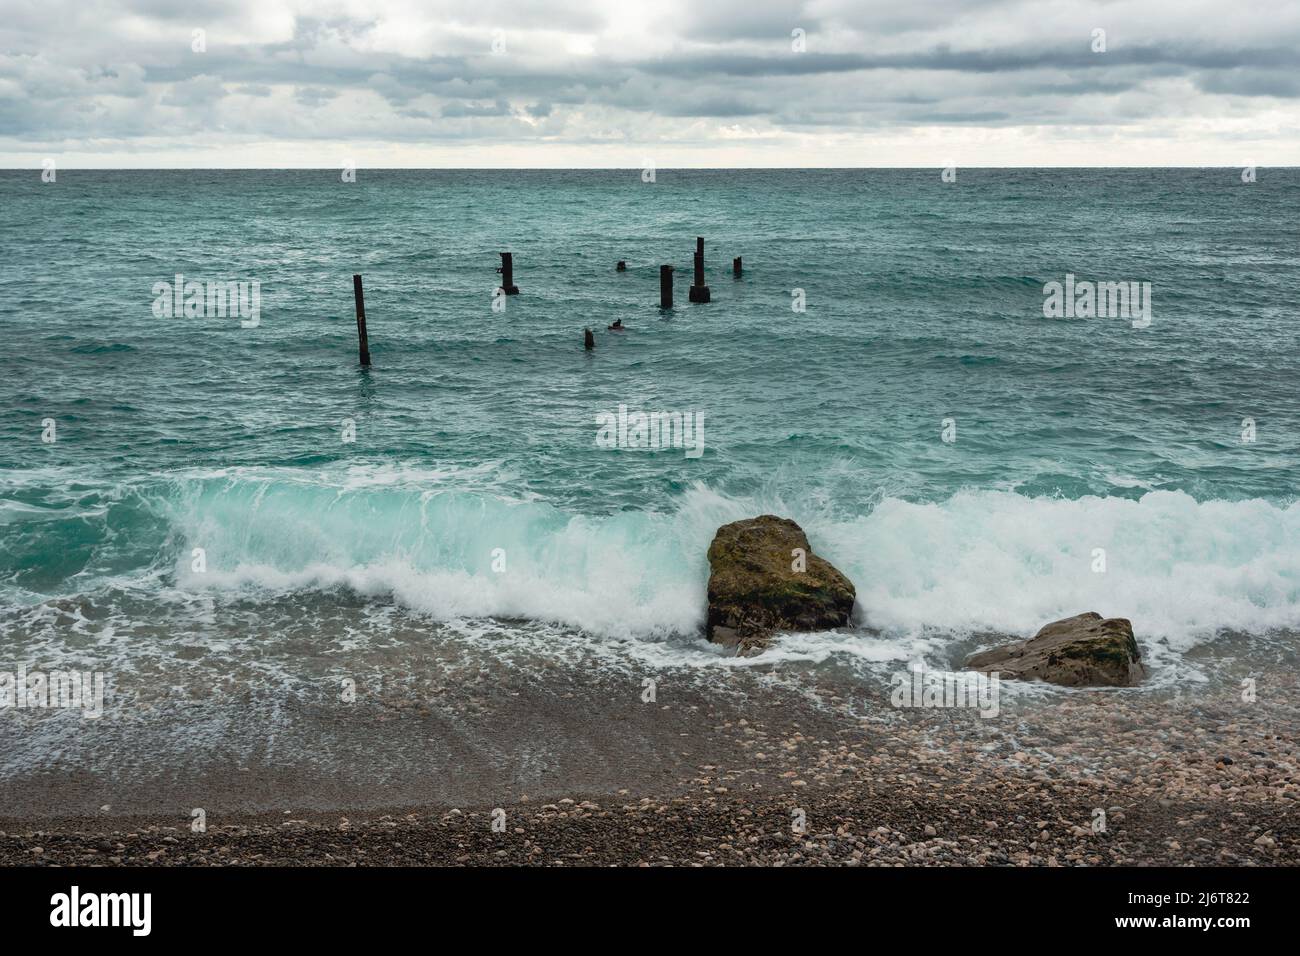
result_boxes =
[3,665,1296,866]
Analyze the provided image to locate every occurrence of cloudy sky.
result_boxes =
[2,0,1297,166]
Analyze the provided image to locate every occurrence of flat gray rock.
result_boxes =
[965,612,1145,687]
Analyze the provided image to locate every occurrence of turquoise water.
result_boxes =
[2,169,1298,685]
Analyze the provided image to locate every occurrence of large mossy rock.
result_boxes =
[964,612,1145,687]
[706,515,856,651]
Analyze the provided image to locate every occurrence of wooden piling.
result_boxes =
[688,237,710,303]
[660,265,674,309]
[352,274,371,366]
[733,256,742,276]
[498,252,520,295]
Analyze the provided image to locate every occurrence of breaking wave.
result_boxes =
[4,464,1298,652]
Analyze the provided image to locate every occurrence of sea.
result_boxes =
[2,168,1298,726]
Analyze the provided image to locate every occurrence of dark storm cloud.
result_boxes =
[635,44,1300,78]
[1196,69,1300,98]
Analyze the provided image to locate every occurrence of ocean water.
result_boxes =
[1,169,1298,699]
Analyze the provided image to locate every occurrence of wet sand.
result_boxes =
[2,656,1297,865]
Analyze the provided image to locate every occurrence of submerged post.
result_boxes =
[689,236,710,303]
[660,264,673,309]
[352,274,371,366]
[498,252,520,295]
[733,256,742,276]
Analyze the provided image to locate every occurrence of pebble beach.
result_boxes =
[3,655,1296,866]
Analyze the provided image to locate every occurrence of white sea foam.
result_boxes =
[156,467,1300,652]
[819,489,1300,649]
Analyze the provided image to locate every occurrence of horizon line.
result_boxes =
[2,164,1292,171]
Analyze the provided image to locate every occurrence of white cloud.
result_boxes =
[1,0,1298,165]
